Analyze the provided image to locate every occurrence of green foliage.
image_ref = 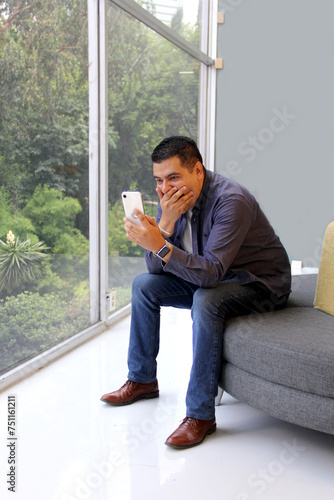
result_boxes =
[32,254,89,298]
[0,0,200,374]
[1,0,199,250]
[0,231,48,291]
[0,290,89,373]
[0,0,89,205]
[110,286,132,311]
[52,229,89,255]
[31,257,64,295]
[22,184,88,253]
[108,200,144,257]
[107,5,199,206]
[0,188,38,242]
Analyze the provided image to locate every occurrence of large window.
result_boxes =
[137,0,202,46]
[0,0,90,375]
[0,0,216,384]
[107,1,202,310]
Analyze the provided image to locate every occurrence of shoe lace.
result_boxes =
[122,380,134,390]
[182,417,199,428]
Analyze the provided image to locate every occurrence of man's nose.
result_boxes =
[162,180,171,193]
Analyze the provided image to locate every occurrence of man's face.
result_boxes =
[153,155,204,209]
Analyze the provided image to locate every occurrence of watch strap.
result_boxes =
[154,241,171,259]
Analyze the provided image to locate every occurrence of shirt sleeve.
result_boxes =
[159,195,255,288]
[144,204,177,275]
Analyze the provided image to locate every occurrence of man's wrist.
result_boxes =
[153,240,172,260]
[158,218,175,237]
[158,224,173,237]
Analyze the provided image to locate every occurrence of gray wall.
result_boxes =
[215,0,334,266]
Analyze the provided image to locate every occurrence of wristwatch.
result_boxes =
[154,240,172,259]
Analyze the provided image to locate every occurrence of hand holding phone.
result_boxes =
[121,191,145,226]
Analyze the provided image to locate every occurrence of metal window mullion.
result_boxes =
[206,0,218,172]
[198,0,210,166]
[110,0,214,66]
[99,0,109,323]
[88,0,100,324]
[198,0,217,171]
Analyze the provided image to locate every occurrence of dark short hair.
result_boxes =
[151,136,203,171]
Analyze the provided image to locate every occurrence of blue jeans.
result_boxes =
[127,273,288,420]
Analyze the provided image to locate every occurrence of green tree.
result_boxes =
[0,0,89,229]
[0,187,37,241]
[1,0,200,231]
[107,4,200,206]
[22,184,88,253]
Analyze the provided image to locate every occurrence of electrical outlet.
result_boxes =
[109,291,116,311]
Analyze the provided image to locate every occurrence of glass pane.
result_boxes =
[107,3,200,311]
[134,0,201,47]
[0,0,91,375]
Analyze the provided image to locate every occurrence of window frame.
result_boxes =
[0,0,218,390]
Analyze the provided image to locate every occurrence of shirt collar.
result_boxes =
[193,167,212,214]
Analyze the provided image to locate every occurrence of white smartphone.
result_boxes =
[121,191,145,226]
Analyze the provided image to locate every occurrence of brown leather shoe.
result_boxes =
[100,379,159,406]
[165,417,216,449]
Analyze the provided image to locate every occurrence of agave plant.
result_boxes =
[0,231,49,291]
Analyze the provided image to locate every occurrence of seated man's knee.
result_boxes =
[132,273,167,300]
[132,273,150,290]
[192,287,218,312]
[133,273,156,292]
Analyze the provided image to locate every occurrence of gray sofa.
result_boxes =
[217,272,334,435]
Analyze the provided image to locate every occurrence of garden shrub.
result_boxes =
[0,291,89,373]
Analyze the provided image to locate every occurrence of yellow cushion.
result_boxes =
[314,221,334,316]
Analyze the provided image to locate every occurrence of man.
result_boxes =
[101,136,291,449]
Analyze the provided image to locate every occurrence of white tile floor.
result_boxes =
[0,307,334,500]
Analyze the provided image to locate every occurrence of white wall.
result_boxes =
[215,0,334,265]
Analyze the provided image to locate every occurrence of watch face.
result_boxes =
[158,246,170,258]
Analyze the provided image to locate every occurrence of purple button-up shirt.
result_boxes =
[145,169,291,296]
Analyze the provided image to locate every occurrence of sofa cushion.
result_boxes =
[221,363,334,435]
[314,221,334,316]
[223,306,334,398]
[286,273,318,308]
